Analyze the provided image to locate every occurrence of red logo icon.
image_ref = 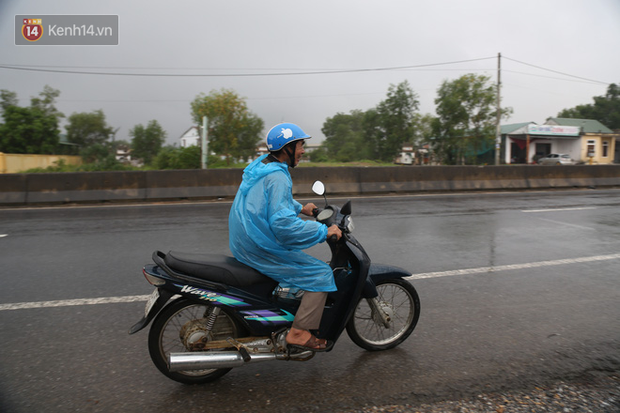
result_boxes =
[22,18,43,42]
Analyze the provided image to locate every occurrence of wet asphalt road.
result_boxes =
[1,188,619,412]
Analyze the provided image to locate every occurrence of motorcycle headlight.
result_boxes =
[345,216,355,233]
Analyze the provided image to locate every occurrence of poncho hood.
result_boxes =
[238,154,289,196]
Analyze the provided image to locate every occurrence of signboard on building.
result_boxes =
[527,124,580,136]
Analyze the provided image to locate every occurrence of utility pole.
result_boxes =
[494,52,502,165]
[201,116,208,169]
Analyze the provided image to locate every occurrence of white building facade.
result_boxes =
[179,126,200,148]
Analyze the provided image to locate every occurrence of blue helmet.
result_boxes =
[266,123,311,152]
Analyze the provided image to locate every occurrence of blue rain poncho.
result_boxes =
[229,154,336,292]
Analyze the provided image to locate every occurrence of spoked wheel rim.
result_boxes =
[156,303,237,377]
[352,282,417,346]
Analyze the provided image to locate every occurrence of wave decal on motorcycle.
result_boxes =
[239,309,295,324]
[175,284,251,307]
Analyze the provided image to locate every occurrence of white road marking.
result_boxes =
[406,253,620,280]
[522,207,597,213]
[535,217,596,231]
[0,294,150,311]
[2,253,620,311]
[0,234,8,238]
[521,207,598,230]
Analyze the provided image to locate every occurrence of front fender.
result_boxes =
[362,263,411,298]
[370,263,411,282]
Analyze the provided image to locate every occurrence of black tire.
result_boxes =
[346,278,420,351]
[148,298,242,384]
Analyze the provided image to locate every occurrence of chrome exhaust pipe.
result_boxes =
[168,351,277,372]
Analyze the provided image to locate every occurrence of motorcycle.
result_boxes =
[129,181,420,384]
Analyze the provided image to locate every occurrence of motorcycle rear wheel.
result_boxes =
[148,298,242,384]
[346,278,420,351]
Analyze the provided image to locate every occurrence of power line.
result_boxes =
[0,63,495,73]
[56,90,388,104]
[0,57,495,77]
[503,69,608,85]
[1,56,611,88]
[502,56,610,85]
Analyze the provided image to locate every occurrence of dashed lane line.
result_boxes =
[1,253,619,311]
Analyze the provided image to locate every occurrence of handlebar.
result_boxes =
[314,206,344,243]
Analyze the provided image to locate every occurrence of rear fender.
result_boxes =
[128,289,174,335]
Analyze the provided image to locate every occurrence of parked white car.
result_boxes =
[537,153,576,166]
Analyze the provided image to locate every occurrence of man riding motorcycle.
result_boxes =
[228,123,341,351]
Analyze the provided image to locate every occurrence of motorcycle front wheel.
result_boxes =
[148,298,242,384]
[346,278,420,351]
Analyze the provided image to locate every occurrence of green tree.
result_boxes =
[154,145,201,169]
[65,110,115,163]
[0,105,60,154]
[0,86,63,154]
[433,74,511,165]
[410,113,437,164]
[153,146,176,169]
[30,85,64,120]
[412,113,434,145]
[190,89,264,164]
[65,110,114,147]
[0,90,18,114]
[321,110,369,162]
[365,81,420,162]
[235,114,264,162]
[557,83,620,129]
[130,120,166,165]
[309,146,329,162]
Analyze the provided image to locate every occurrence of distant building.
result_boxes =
[179,126,200,148]
[115,147,132,163]
[417,143,434,165]
[546,118,618,164]
[395,143,414,165]
[501,118,619,164]
[115,144,143,167]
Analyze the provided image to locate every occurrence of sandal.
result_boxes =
[310,331,328,346]
[287,334,334,353]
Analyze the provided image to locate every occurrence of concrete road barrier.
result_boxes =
[1,165,619,206]
[144,169,241,201]
[24,171,147,204]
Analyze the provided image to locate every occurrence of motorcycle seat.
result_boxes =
[163,251,277,290]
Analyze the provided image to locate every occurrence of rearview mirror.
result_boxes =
[312,181,325,196]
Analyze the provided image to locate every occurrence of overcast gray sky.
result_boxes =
[2,0,619,146]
